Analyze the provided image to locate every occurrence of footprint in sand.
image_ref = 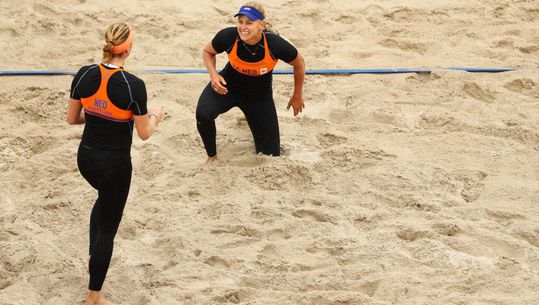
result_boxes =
[259,244,280,259]
[511,225,539,248]
[317,133,347,149]
[210,225,261,238]
[463,82,496,103]
[432,222,462,237]
[306,243,345,257]
[358,280,381,297]
[204,256,231,270]
[504,78,537,96]
[213,290,248,304]
[454,170,487,203]
[396,227,432,241]
[518,44,539,54]
[380,38,429,53]
[266,228,291,241]
[292,209,334,223]
[485,209,526,227]
[0,28,18,42]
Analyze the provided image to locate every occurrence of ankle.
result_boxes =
[87,290,100,297]
[86,290,105,303]
[206,155,219,163]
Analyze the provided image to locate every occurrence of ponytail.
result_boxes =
[102,41,114,63]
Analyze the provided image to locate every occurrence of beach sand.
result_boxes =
[1,1,538,304]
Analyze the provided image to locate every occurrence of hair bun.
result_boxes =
[103,41,114,53]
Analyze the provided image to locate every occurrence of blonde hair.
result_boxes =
[102,23,131,63]
[243,2,278,34]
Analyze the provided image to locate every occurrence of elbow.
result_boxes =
[202,49,210,59]
[137,130,151,141]
[67,117,77,125]
[299,55,306,69]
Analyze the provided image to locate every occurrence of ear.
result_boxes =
[124,44,132,57]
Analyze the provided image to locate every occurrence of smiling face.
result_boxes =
[237,15,264,45]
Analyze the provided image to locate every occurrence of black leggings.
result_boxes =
[196,83,280,157]
[77,144,132,291]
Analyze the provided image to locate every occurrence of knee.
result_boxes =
[195,107,216,123]
[195,111,208,123]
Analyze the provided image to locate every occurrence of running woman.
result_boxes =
[196,2,305,161]
[67,23,164,305]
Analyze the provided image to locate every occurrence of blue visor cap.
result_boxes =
[234,6,264,21]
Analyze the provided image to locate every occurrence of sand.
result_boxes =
[1,0,538,304]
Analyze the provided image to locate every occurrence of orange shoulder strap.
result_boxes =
[80,64,134,122]
[228,33,278,76]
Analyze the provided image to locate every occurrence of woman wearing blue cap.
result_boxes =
[196,2,305,161]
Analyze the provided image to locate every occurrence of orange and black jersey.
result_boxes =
[70,63,148,151]
[212,27,298,97]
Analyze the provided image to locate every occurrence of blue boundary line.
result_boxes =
[444,67,518,73]
[0,70,77,76]
[0,68,520,76]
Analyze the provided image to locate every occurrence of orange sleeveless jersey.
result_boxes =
[80,64,134,122]
[228,33,278,76]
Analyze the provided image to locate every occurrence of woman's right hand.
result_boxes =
[149,106,165,124]
[134,106,164,140]
[210,73,228,95]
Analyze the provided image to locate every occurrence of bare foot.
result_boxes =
[206,156,219,164]
[85,291,110,305]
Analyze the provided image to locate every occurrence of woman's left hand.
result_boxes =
[287,94,304,116]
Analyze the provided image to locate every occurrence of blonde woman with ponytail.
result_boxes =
[196,2,305,161]
[67,23,164,305]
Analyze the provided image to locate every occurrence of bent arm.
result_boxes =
[203,42,228,94]
[67,98,85,124]
[203,42,219,78]
[133,112,160,141]
[288,53,305,98]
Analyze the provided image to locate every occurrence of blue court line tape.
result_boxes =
[0,68,520,76]
[444,67,519,73]
[281,68,434,74]
[0,70,77,76]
